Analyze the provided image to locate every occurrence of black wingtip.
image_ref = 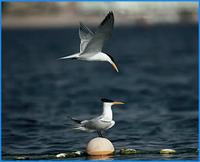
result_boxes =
[100,11,114,26]
[107,11,114,19]
[79,22,85,29]
[101,98,114,103]
[108,11,114,15]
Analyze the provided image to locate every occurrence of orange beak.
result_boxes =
[111,63,119,72]
[112,101,125,105]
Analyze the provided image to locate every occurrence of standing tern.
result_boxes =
[69,98,124,137]
[58,11,119,72]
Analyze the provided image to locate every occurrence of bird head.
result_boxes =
[101,98,125,107]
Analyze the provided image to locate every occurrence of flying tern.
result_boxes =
[69,98,124,137]
[58,11,119,72]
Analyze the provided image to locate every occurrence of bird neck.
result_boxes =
[96,52,110,62]
[102,103,113,121]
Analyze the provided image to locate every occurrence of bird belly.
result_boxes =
[79,52,104,61]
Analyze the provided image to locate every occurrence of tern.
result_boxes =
[58,11,119,72]
[69,98,124,137]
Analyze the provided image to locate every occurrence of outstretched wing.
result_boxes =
[81,11,114,54]
[79,22,94,52]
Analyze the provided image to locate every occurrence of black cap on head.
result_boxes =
[107,54,117,65]
[101,98,114,103]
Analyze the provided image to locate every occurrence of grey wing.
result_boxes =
[82,116,113,130]
[81,11,114,54]
[79,22,94,52]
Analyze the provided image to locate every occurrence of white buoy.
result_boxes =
[86,137,115,156]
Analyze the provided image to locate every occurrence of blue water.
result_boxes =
[2,24,198,160]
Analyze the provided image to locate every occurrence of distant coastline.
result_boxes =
[3,2,197,28]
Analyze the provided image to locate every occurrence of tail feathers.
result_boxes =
[57,53,80,60]
[67,116,94,132]
[73,126,87,131]
[74,126,94,132]
[71,118,82,124]
[67,116,82,124]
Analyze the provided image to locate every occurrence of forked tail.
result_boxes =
[57,53,80,60]
[68,116,82,124]
[67,116,83,130]
[67,116,93,132]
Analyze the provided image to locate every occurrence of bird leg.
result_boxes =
[97,131,103,137]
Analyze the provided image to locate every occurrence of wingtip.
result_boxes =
[108,11,114,17]
[57,57,64,60]
[79,22,84,27]
[107,11,114,17]
[79,22,83,29]
[104,11,114,19]
[109,11,114,14]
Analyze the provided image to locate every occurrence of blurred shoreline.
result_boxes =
[2,2,198,29]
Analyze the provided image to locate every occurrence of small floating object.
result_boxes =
[160,149,176,154]
[86,137,115,156]
[56,151,83,158]
[120,148,137,155]
[15,156,27,160]
[56,153,66,158]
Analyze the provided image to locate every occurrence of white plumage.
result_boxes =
[69,98,124,137]
[58,12,119,72]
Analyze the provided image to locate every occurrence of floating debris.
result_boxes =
[4,147,198,160]
[120,148,137,155]
[56,153,66,158]
[160,149,176,154]
[56,151,85,159]
[15,156,28,160]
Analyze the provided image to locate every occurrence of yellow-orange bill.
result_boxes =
[111,63,119,72]
[113,101,125,105]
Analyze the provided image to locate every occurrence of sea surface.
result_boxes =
[2,24,198,160]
